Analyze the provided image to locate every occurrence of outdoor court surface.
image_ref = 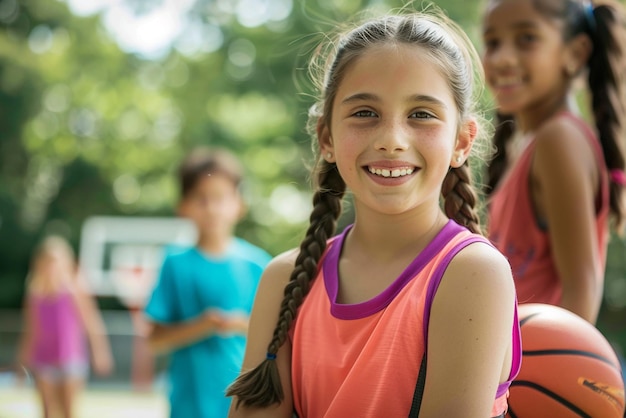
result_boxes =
[0,385,168,418]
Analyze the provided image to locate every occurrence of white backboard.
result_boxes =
[79,216,198,306]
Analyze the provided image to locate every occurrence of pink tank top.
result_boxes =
[290,220,521,417]
[488,112,609,306]
[30,290,87,366]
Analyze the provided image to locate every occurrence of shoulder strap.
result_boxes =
[408,356,427,417]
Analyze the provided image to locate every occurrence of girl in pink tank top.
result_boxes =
[16,236,113,418]
[227,9,520,418]
[481,0,626,325]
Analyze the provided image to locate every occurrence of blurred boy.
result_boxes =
[144,147,271,418]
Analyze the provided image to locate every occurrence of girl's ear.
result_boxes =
[564,33,593,77]
[451,118,477,168]
[317,119,335,163]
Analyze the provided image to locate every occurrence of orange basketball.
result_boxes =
[506,303,625,418]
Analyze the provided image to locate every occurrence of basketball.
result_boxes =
[506,303,625,418]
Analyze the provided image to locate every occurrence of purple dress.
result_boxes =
[29,290,87,370]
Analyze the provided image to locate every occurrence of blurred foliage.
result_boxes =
[0,0,482,306]
[0,0,624,353]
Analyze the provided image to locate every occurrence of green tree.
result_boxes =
[2,1,624,362]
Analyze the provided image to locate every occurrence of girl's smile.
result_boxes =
[365,161,418,185]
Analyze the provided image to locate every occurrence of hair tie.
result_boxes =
[266,352,277,360]
[584,2,597,34]
[609,169,626,186]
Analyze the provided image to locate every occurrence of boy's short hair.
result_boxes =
[178,147,244,198]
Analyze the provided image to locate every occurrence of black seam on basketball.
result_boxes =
[510,380,591,418]
[522,349,620,370]
[519,312,541,327]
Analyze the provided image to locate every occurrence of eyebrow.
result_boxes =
[340,92,447,109]
[483,20,540,35]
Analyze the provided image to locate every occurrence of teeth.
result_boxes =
[368,167,414,178]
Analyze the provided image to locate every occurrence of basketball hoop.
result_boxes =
[112,265,156,309]
[78,216,197,299]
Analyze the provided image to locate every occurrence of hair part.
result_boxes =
[227,7,488,408]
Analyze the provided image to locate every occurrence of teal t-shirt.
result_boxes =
[144,238,271,418]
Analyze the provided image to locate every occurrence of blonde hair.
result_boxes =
[28,235,77,289]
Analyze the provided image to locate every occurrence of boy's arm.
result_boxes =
[144,253,227,353]
[145,310,224,354]
[219,312,250,336]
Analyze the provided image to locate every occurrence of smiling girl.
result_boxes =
[482,0,626,324]
[226,9,521,418]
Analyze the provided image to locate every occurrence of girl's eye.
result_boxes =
[353,110,377,118]
[410,110,434,119]
[483,38,499,51]
[517,33,537,46]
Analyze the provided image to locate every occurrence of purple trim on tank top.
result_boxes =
[323,219,466,320]
[506,303,522,395]
[422,236,522,398]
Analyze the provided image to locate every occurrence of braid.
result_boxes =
[442,163,483,235]
[587,2,626,228]
[485,113,515,195]
[227,162,345,408]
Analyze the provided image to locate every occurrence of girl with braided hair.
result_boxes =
[227,9,521,418]
[482,0,626,325]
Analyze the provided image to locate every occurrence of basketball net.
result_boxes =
[111,265,156,310]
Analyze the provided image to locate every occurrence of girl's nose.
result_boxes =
[374,121,410,153]
[487,42,518,68]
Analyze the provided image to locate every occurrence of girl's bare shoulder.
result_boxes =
[261,249,299,287]
[533,113,599,184]
[250,248,301,310]
[534,113,596,157]
[445,240,514,293]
